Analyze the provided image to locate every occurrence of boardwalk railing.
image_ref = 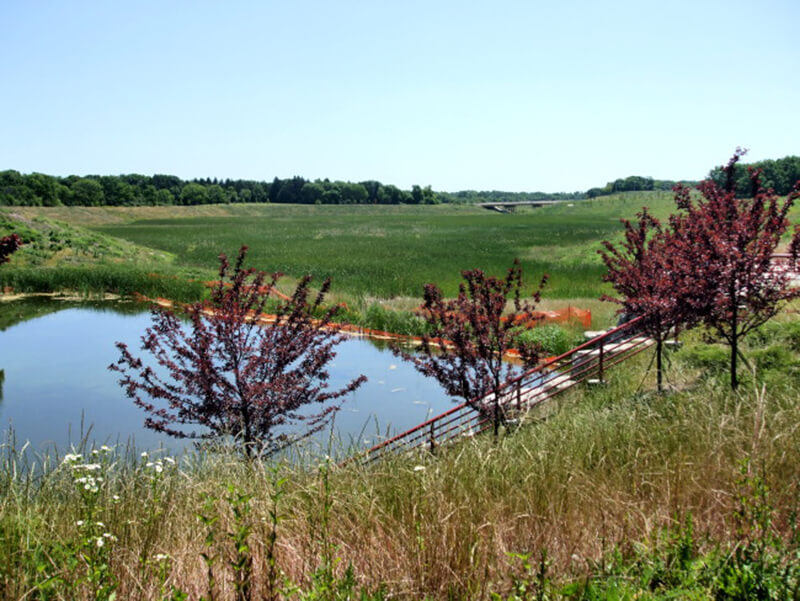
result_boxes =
[358,315,651,463]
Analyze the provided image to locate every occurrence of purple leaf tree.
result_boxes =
[393,260,547,437]
[598,208,695,392]
[671,149,800,389]
[111,246,366,456]
[0,233,22,265]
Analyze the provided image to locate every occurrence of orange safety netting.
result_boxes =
[137,294,590,361]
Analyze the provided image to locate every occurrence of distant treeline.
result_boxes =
[707,155,800,197]
[1,155,797,207]
[437,190,585,203]
[0,171,444,207]
[586,176,695,199]
[586,156,800,199]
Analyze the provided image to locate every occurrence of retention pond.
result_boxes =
[0,298,456,456]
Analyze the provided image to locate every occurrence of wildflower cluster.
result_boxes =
[141,450,177,475]
[63,446,113,497]
[62,445,118,600]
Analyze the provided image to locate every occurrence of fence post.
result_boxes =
[598,337,605,383]
[429,422,436,454]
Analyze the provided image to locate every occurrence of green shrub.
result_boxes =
[362,303,427,336]
[517,324,582,357]
[679,343,730,374]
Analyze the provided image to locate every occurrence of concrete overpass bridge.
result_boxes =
[477,200,565,213]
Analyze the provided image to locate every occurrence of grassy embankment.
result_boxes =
[2,321,799,599]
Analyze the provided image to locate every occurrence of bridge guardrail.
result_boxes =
[357,315,651,463]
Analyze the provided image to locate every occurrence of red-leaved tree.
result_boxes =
[671,149,800,389]
[599,208,695,392]
[0,233,22,265]
[111,246,366,456]
[392,260,547,437]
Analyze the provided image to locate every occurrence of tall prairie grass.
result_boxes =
[0,266,207,303]
[2,343,798,599]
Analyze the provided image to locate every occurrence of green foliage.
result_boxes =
[90,202,628,299]
[3,193,684,302]
[516,324,582,357]
[707,155,800,197]
[0,170,431,207]
[0,266,206,301]
[362,303,428,336]
[678,343,730,374]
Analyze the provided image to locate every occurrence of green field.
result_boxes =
[70,193,677,300]
[4,189,798,326]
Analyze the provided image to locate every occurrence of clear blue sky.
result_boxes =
[2,1,798,192]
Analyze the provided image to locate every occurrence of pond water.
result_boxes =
[0,299,457,456]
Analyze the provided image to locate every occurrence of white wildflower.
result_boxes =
[76,520,84,527]
[413,465,426,472]
[163,457,176,465]
[140,451,148,458]
[96,537,105,548]
[154,553,170,562]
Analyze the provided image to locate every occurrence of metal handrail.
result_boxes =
[358,316,651,463]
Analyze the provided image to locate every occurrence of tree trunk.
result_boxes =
[731,326,739,390]
[730,299,739,389]
[656,338,663,393]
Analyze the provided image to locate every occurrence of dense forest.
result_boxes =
[586,155,800,199]
[0,172,437,207]
[706,155,800,196]
[0,156,796,207]
[585,176,690,198]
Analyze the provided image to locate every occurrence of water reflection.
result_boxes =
[0,299,456,455]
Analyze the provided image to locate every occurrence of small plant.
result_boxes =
[226,484,254,601]
[265,466,289,601]
[197,493,220,601]
[0,233,21,265]
[491,550,551,601]
[516,324,581,357]
[710,460,800,599]
[63,447,119,601]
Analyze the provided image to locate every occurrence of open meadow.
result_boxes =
[2,192,688,327]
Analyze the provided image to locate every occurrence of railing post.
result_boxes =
[598,337,605,383]
[429,422,436,454]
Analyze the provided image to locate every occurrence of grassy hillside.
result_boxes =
[8,193,679,302]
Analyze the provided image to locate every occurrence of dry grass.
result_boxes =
[3,344,799,599]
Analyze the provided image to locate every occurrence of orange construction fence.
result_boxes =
[137,294,590,362]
